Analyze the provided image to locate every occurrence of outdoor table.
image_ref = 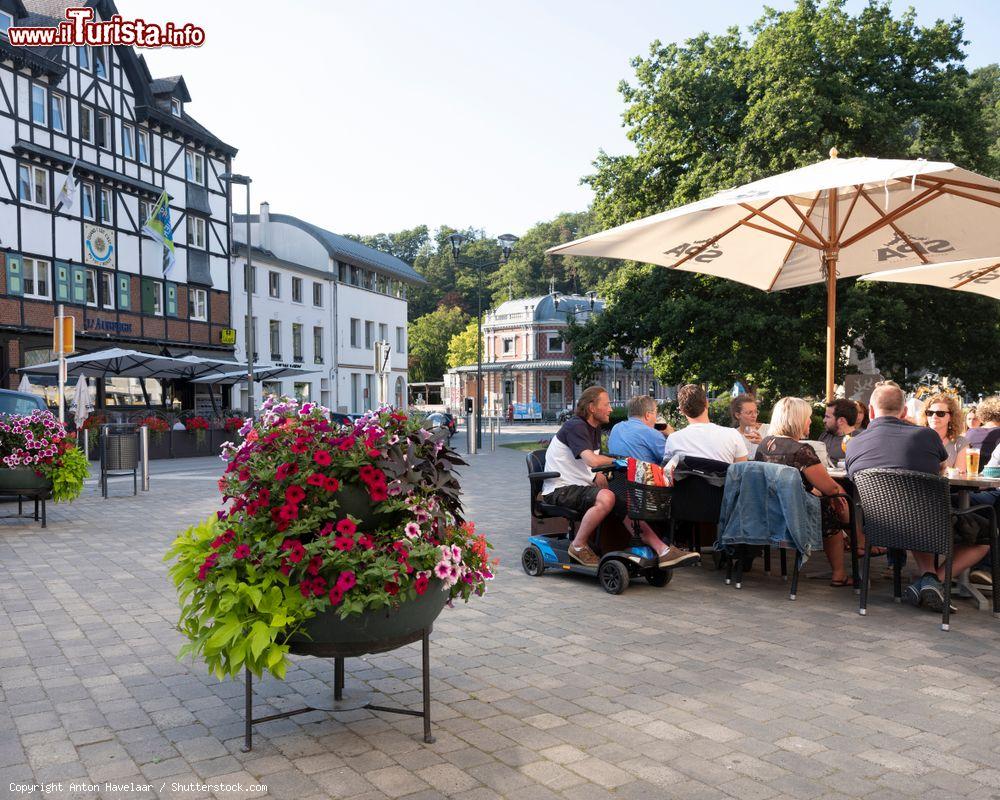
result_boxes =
[829,469,1000,609]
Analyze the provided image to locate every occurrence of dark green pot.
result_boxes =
[0,468,52,492]
[289,580,448,657]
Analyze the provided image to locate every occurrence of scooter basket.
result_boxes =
[625,481,672,521]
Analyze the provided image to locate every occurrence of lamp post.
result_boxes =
[220,172,253,417]
[449,232,518,449]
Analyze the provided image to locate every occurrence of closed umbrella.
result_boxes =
[17,374,31,394]
[548,150,1000,399]
[858,257,1000,299]
[72,375,92,429]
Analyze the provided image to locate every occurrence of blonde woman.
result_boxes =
[917,393,967,469]
[755,397,852,586]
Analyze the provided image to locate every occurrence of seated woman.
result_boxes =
[755,397,852,586]
[918,393,967,469]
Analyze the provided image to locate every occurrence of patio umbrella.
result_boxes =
[17,374,31,393]
[858,257,1000,300]
[171,354,241,379]
[18,347,193,379]
[72,375,92,429]
[547,150,1000,399]
[190,364,319,385]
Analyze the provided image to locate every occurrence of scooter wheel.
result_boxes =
[521,545,545,576]
[599,560,630,595]
[646,569,673,587]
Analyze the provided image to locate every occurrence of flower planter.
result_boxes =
[0,467,52,493]
[289,580,448,657]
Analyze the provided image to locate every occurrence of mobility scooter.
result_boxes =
[521,449,682,594]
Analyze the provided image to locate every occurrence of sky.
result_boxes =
[122,0,1000,240]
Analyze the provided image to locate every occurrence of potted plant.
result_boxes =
[184,415,211,448]
[223,416,245,434]
[165,398,494,680]
[0,409,89,502]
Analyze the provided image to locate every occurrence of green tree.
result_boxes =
[407,305,469,382]
[447,320,481,369]
[570,0,1000,396]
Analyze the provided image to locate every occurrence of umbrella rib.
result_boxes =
[840,187,943,248]
[835,185,865,243]
[913,179,1000,210]
[952,262,1000,289]
[781,197,827,245]
[856,191,930,264]
[917,174,1000,195]
[738,203,824,248]
[741,219,819,246]
[668,196,783,269]
[768,193,822,292]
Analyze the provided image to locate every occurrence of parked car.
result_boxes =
[0,389,46,415]
[329,411,354,428]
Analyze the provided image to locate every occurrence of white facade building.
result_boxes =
[232,203,422,413]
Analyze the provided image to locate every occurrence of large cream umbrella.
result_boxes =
[548,150,1000,399]
[858,257,1000,299]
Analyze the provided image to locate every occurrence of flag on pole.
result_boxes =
[55,158,78,210]
[142,189,176,277]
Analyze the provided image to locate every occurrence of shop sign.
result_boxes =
[84,224,116,267]
[85,317,133,334]
[220,328,237,345]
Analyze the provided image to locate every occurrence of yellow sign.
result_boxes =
[52,315,75,354]
[220,328,237,345]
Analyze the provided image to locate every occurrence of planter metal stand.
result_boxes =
[242,626,435,752]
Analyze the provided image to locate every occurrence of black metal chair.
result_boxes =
[670,455,728,555]
[853,468,999,631]
[527,449,582,537]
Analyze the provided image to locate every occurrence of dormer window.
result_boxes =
[0,11,13,36]
[171,98,182,117]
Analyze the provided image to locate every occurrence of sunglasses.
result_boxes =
[926,409,950,418]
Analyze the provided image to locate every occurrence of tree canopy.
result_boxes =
[447,320,481,370]
[569,0,1000,397]
[407,305,468,383]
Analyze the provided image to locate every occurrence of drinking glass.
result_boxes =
[967,446,981,477]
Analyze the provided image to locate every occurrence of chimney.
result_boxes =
[259,201,270,250]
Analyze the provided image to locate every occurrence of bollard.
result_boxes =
[140,425,150,491]
[490,416,496,452]
[82,427,89,460]
[466,413,476,455]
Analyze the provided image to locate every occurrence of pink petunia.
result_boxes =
[404,522,421,539]
[336,570,357,591]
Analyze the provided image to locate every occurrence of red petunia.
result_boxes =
[328,586,344,605]
[258,488,271,504]
[319,522,335,537]
[336,518,357,536]
[414,574,429,595]
[281,539,306,563]
[324,476,340,492]
[384,581,399,597]
[333,535,354,552]
[306,474,326,488]
[278,504,299,522]
[291,440,309,454]
[336,570,356,591]
[307,555,324,576]
[368,485,388,502]
[337,437,356,452]
[313,449,332,466]
[275,462,299,481]
[233,544,251,559]
[367,448,381,458]
[285,485,306,504]
[359,465,376,479]
[357,533,374,550]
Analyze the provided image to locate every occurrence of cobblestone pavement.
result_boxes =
[3,447,1000,800]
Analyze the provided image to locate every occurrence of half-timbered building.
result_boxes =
[0,0,237,411]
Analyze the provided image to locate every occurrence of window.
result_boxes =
[93,47,107,79]
[396,326,404,353]
[291,277,302,303]
[98,187,111,224]
[269,320,281,360]
[122,124,134,159]
[137,129,150,165]
[0,11,13,35]
[313,327,324,364]
[350,318,360,347]
[378,324,388,346]
[80,106,94,144]
[502,338,515,355]
[377,275,388,294]
[188,287,207,321]
[338,262,347,283]
[261,380,280,400]
[18,165,48,206]
[185,149,204,183]
[138,198,149,226]
[22,258,51,299]
[187,216,206,249]
[268,270,280,298]
[85,268,98,306]
[292,324,303,361]
[350,265,360,286]
[81,184,95,220]
[77,46,90,71]
[351,373,361,413]
[293,382,310,403]
[101,271,115,310]
[152,281,163,315]
[50,94,65,132]
[171,97,182,117]
[31,85,46,125]
[548,334,564,353]
[96,112,110,149]
[312,282,322,307]
[364,320,374,349]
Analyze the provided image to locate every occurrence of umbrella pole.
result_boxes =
[825,186,839,402]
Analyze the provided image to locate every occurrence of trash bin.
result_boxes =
[100,423,138,497]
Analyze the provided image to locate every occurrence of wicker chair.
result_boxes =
[853,468,999,631]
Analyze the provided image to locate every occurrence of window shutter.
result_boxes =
[165,282,178,317]
[54,262,70,301]
[141,278,155,314]
[70,266,86,303]
[118,274,130,310]
[5,254,22,296]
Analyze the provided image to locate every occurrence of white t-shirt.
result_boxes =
[664,422,748,464]
[541,416,602,496]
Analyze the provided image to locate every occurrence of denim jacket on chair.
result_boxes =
[717,461,821,558]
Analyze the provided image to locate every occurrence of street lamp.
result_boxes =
[220,172,254,418]
[449,232,519,448]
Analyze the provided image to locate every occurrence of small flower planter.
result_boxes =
[0,469,52,527]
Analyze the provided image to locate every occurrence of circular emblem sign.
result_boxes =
[85,224,115,266]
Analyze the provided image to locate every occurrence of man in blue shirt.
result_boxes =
[608,395,670,464]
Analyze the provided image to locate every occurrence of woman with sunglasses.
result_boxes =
[917,393,967,469]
